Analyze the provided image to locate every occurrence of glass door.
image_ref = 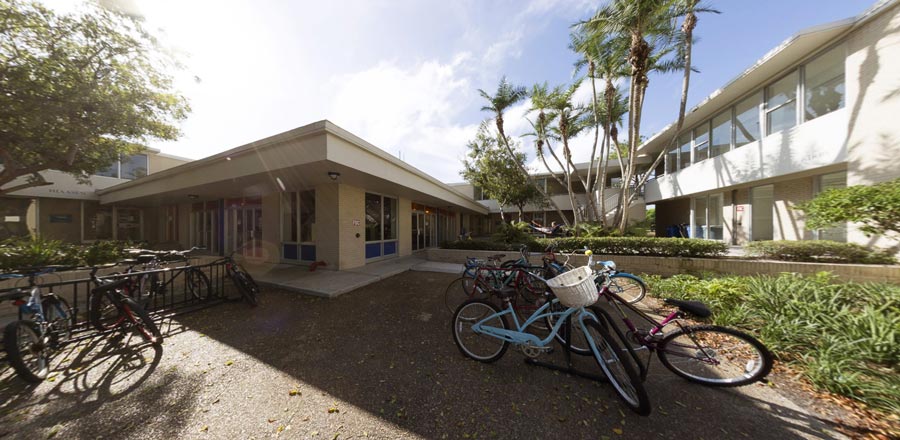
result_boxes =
[411,213,421,251]
[228,205,263,258]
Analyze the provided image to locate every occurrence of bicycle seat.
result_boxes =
[92,277,131,293]
[136,254,157,264]
[664,298,711,318]
[493,286,518,299]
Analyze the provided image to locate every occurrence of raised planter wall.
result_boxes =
[425,249,900,284]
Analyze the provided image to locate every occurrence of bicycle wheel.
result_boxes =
[120,298,163,346]
[657,325,773,387]
[89,291,124,332]
[545,301,592,356]
[444,276,483,314]
[607,274,646,304]
[232,272,258,307]
[3,320,49,383]
[452,299,509,363]
[42,295,73,345]
[186,269,212,300]
[583,319,651,416]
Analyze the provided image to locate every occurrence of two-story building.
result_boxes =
[640,0,900,251]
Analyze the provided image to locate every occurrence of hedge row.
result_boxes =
[442,236,728,258]
[0,237,135,271]
[745,240,896,265]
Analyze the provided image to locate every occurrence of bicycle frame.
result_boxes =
[472,298,599,348]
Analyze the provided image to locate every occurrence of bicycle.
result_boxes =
[119,247,213,308]
[451,251,651,415]
[594,260,648,304]
[591,280,774,387]
[210,251,259,307]
[0,266,75,383]
[87,266,163,346]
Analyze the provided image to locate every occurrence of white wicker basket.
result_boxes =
[546,265,598,308]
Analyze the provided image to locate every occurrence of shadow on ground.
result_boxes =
[0,271,851,439]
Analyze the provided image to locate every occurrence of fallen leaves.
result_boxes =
[224,360,234,366]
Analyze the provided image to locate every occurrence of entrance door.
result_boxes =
[229,206,263,258]
[751,185,774,241]
[411,213,421,251]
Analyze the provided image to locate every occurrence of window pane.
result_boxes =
[117,208,141,241]
[711,111,732,158]
[709,194,723,240]
[735,93,761,148]
[693,123,710,163]
[300,190,315,242]
[805,45,845,121]
[121,154,148,179]
[96,161,119,178]
[678,135,691,169]
[693,197,707,239]
[383,197,398,240]
[281,193,297,242]
[766,71,798,134]
[666,147,678,174]
[365,193,382,241]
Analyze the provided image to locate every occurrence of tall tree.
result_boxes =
[462,123,543,221]
[479,77,570,226]
[0,0,189,194]
[545,81,591,227]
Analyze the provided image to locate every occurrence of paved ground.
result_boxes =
[0,272,850,439]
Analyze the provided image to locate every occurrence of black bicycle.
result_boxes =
[87,267,163,345]
[211,251,259,307]
[118,247,213,309]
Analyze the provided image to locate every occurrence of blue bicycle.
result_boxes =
[1,266,75,383]
[451,251,651,415]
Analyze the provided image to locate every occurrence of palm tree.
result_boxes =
[479,77,570,227]
[545,81,590,227]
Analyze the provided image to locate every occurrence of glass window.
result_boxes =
[805,45,845,121]
[281,193,297,242]
[708,194,723,240]
[678,135,691,169]
[383,197,397,240]
[735,93,761,148]
[121,154,148,179]
[710,110,732,158]
[96,161,119,178]
[116,208,141,241]
[766,71,798,134]
[693,122,710,163]
[693,196,707,239]
[365,193,382,241]
[666,146,678,174]
[815,171,847,242]
[300,190,315,242]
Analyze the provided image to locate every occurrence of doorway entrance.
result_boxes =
[227,203,263,258]
[411,211,436,251]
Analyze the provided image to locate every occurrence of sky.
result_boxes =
[47,0,877,183]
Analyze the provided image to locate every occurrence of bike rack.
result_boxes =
[524,313,608,383]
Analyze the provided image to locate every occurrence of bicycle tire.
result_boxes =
[452,299,510,363]
[186,269,212,301]
[607,273,647,304]
[444,276,483,314]
[120,298,163,346]
[232,272,258,307]
[89,290,124,332]
[42,295,73,346]
[4,320,49,383]
[584,319,651,416]
[545,301,593,356]
[657,325,773,387]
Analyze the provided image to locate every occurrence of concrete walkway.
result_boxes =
[245,256,464,297]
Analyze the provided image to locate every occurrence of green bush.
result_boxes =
[746,240,896,264]
[491,221,537,246]
[536,237,727,258]
[0,236,132,271]
[645,272,900,414]
[440,240,512,251]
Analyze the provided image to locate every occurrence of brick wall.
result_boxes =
[773,176,814,241]
[338,184,366,270]
[314,183,340,267]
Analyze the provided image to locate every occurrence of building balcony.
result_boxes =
[645,108,848,203]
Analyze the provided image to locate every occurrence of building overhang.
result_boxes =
[97,120,489,215]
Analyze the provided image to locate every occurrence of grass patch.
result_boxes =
[645,272,900,414]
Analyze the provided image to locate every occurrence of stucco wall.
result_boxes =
[338,184,366,270]
[773,176,815,241]
[261,193,280,263]
[398,197,412,256]
[314,183,340,267]
[37,198,81,242]
[148,153,190,174]
[845,4,900,251]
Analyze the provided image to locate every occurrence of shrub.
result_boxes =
[440,240,511,251]
[491,221,538,246]
[536,237,727,258]
[745,240,896,264]
[0,237,133,271]
[795,177,900,238]
[645,272,900,414]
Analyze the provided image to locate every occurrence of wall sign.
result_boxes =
[49,214,73,223]
[736,206,745,212]
[3,216,21,222]
[352,219,361,226]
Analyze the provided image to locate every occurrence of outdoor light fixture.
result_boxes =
[188,194,199,200]
[328,171,341,181]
